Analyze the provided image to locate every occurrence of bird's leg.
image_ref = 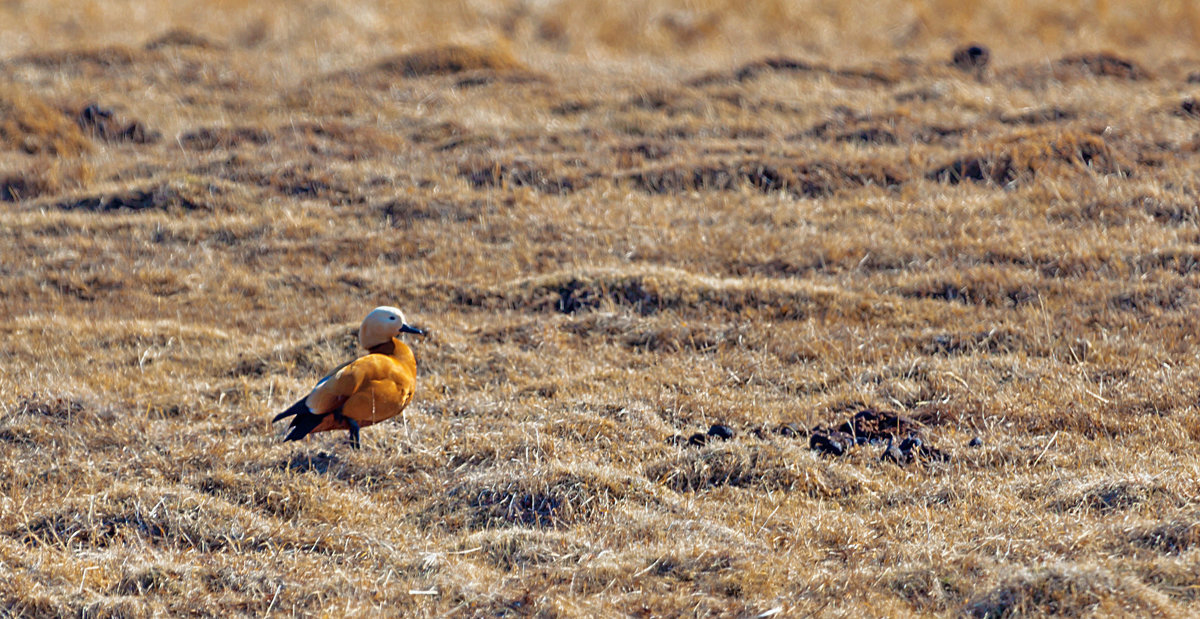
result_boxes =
[332,411,361,449]
[346,418,361,450]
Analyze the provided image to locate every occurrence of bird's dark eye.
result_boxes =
[389,316,397,321]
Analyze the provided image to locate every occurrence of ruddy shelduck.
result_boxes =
[273,306,424,449]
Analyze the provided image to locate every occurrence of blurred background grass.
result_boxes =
[4,0,1199,69]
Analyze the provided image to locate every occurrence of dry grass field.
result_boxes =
[3,0,1200,616]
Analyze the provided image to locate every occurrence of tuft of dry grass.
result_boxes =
[0,90,92,156]
[929,128,1129,186]
[3,0,1200,616]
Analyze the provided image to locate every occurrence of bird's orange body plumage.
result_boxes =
[303,338,417,434]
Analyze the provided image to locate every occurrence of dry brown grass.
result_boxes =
[3,0,1200,616]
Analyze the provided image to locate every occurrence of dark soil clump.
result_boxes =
[951,44,990,73]
[809,409,949,463]
[836,409,923,443]
[74,103,160,143]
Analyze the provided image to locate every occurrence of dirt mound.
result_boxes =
[183,121,401,159]
[0,393,101,446]
[951,44,990,73]
[0,90,92,156]
[374,44,527,78]
[465,529,592,570]
[379,197,488,227]
[998,107,1076,125]
[460,158,591,194]
[429,464,647,529]
[194,471,309,519]
[612,141,673,166]
[964,565,1172,618]
[15,486,282,552]
[1,173,53,202]
[688,56,896,87]
[50,179,245,213]
[666,423,736,447]
[837,409,923,442]
[1003,52,1151,87]
[808,429,855,456]
[928,129,1128,185]
[920,328,1026,356]
[1050,478,1177,514]
[204,161,356,203]
[626,158,903,196]
[8,393,89,419]
[1055,52,1150,80]
[646,443,858,496]
[1176,98,1200,118]
[879,436,949,465]
[797,107,965,147]
[179,126,272,150]
[485,267,881,321]
[563,313,741,352]
[808,410,950,465]
[73,103,160,144]
[1124,512,1200,554]
[900,272,1039,307]
[143,28,221,51]
[11,45,149,77]
[279,121,403,160]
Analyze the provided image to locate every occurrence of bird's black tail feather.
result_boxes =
[273,397,326,443]
[273,397,310,423]
[283,412,325,442]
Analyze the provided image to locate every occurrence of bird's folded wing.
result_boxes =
[305,355,392,414]
[314,358,355,388]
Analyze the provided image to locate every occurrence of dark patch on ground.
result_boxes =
[54,184,210,212]
[836,409,923,443]
[10,394,88,419]
[807,410,949,464]
[284,451,341,475]
[929,129,1126,186]
[879,436,949,465]
[380,198,488,227]
[626,159,903,196]
[998,107,1076,125]
[143,28,222,51]
[548,278,658,315]
[951,44,990,73]
[688,56,896,88]
[179,126,272,150]
[435,471,635,530]
[809,429,854,456]
[927,155,1016,185]
[13,45,146,73]
[922,328,1025,356]
[1125,514,1200,554]
[1,174,52,202]
[1055,52,1150,80]
[612,141,673,166]
[667,424,735,448]
[460,159,591,194]
[373,44,527,78]
[835,127,898,145]
[74,103,160,144]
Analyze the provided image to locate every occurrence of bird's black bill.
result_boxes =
[400,323,425,336]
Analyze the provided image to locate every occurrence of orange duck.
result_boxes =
[273,306,424,449]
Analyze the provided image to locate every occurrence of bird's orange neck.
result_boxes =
[368,337,417,373]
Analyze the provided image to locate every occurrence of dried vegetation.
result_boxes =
[2,0,1200,616]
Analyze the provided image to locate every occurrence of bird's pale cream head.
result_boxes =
[359,306,424,349]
